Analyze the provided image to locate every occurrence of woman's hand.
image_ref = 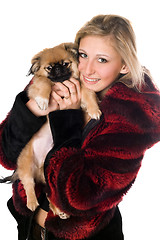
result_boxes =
[26,78,81,117]
[51,78,81,110]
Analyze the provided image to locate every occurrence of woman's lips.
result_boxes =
[82,75,100,84]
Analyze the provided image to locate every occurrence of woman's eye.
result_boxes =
[79,52,87,58]
[98,58,108,63]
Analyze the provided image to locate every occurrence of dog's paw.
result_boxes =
[49,203,70,220]
[35,96,49,110]
[58,212,70,220]
[27,200,39,212]
[88,109,102,120]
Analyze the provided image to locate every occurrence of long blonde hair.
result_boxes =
[75,14,146,90]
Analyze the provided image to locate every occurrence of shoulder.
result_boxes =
[100,75,160,131]
[103,74,159,104]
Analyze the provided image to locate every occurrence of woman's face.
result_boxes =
[78,35,128,93]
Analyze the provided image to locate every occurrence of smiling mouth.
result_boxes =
[83,75,100,83]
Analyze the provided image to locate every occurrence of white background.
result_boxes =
[0,0,160,239]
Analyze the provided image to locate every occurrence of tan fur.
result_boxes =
[15,43,101,218]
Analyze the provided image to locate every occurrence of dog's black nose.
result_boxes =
[48,62,72,82]
[54,65,61,76]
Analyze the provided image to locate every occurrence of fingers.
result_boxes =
[62,79,80,103]
[52,82,70,99]
[47,95,60,112]
[69,78,81,100]
[52,78,81,98]
[51,78,81,110]
[52,91,71,110]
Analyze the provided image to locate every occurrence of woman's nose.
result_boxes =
[85,60,95,76]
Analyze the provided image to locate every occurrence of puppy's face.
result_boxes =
[28,43,79,82]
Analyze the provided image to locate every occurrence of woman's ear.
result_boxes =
[120,64,129,74]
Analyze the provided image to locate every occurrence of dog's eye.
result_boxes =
[62,61,70,67]
[45,65,52,72]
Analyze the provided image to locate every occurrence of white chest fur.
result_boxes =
[32,118,54,167]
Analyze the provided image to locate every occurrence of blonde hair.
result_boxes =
[75,14,146,90]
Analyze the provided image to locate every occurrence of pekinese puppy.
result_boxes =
[27,42,101,117]
[1,43,101,219]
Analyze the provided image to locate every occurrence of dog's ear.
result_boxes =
[27,53,41,76]
[64,43,79,61]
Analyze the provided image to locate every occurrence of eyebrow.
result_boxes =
[79,49,110,58]
[96,54,110,58]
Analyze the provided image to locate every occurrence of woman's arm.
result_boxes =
[0,77,81,170]
[45,81,160,217]
[0,91,47,169]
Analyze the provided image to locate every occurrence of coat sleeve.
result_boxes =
[45,81,160,217]
[0,91,47,169]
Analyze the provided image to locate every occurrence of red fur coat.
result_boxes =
[0,75,160,239]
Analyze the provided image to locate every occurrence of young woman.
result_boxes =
[0,15,160,240]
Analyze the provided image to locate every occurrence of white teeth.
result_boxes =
[85,77,99,82]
